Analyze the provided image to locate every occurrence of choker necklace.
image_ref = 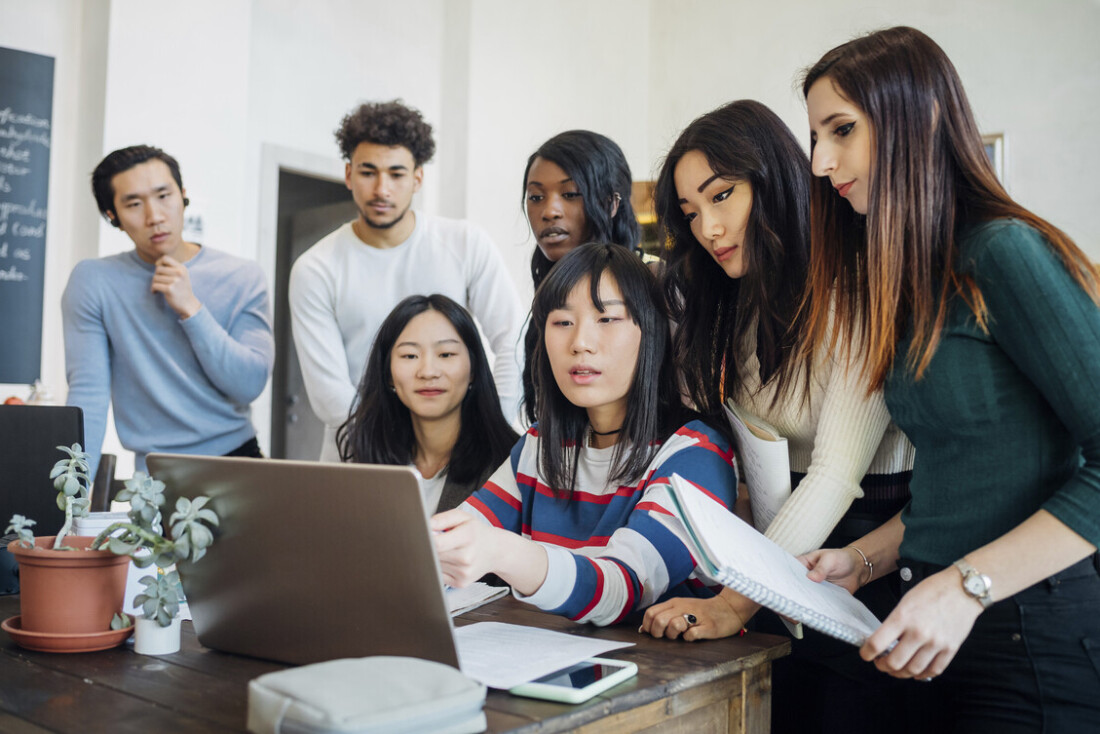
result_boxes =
[590,426,622,436]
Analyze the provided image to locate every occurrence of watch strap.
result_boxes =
[953,558,994,609]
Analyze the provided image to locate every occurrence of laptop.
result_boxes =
[0,405,84,537]
[146,453,459,667]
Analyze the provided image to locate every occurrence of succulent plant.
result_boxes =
[4,515,36,549]
[133,570,184,627]
[47,443,92,548]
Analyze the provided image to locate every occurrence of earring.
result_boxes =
[388,385,396,392]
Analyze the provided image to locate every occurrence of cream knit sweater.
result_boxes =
[733,329,914,556]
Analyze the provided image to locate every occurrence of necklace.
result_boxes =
[587,425,623,449]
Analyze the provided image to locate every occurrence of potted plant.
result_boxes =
[93,471,218,655]
[3,444,132,647]
[3,444,218,655]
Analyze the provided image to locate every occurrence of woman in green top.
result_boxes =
[801,27,1100,730]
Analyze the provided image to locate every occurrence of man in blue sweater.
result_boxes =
[62,145,274,477]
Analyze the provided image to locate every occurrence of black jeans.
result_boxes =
[223,436,263,458]
[759,492,935,734]
[898,555,1100,733]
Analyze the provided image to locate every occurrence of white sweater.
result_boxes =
[288,214,524,460]
[734,329,914,556]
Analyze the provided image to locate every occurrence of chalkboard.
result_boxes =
[0,46,54,383]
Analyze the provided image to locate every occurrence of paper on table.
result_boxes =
[454,622,634,689]
[446,582,509,617]
[723,401,791,532]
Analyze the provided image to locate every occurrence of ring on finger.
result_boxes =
[683,613,698,626]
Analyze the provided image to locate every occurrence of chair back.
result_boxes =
[0,405,84,536]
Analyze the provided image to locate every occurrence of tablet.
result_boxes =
[508,657,638,704]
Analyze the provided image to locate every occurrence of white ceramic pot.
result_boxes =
[133,616,181,655]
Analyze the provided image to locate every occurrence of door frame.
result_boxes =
[257,144,346,456]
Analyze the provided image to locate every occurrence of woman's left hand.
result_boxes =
[640,590,758,641]
[860,567,983,679]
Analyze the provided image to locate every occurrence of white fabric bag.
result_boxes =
[248,656,487,734]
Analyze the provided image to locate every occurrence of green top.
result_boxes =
[887,219,1100,566]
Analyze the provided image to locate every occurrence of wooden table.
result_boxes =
[0,594,789,733]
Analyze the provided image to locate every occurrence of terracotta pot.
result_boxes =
[7,536,130,634]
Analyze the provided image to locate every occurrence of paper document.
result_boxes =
[723,401,791,531]
[455,622,634,689]
[659,474,881,646]
[446,582,509,617]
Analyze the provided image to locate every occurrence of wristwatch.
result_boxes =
[952,559,994,609]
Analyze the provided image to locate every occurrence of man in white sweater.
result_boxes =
[289,100,523,461]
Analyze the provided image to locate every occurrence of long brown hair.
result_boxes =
[802,26,1099,390]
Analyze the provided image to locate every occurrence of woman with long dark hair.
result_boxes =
[432,243,737,625]
[337,294,517,513]
[520,131,642,424]
[640,100,917,734]
[801,27,1100,729]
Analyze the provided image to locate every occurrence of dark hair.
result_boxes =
[655,100,813,415]
[530,243,698,495]
[521,130,642,424]
[337,294,517,485]
[801,26,1100,389]
[91,145,188,227]
[334,100,435,167]
[522,130,641,288]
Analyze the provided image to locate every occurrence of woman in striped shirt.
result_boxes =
[432,243,738,625]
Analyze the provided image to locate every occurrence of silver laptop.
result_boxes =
[146,453,459,667]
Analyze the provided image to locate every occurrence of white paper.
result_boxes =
[446,582,509,617]
[663,474,881,645]
[723,402,792,531]
[454,622,634,689]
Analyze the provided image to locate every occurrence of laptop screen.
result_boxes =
[147,453,459,667]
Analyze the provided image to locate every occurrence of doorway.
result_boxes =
[270,171,357,459]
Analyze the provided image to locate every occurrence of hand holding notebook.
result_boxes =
[657,473,882,646]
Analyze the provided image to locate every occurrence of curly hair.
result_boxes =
[334,100,436,166]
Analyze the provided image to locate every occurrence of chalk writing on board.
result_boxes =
[0,46,54,383]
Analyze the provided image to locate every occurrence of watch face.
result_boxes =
[964,574,988,596]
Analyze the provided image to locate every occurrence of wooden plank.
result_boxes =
[634,700,729,734]
[0,651,240,733]
[568,675,741,734]
[0,711,54,734]
[731,662,772,734]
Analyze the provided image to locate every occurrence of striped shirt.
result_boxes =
[461,420,738,625]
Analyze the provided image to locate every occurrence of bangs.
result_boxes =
[532,244,654,330]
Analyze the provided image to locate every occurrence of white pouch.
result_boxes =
[247,656,487,734]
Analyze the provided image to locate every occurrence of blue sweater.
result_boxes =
[61,247,274,475]
[463,420,738,625]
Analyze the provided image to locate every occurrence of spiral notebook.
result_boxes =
[660,473,882,646]
[723,401,791,531]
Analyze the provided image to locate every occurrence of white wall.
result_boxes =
[465,0,652,305]
[648,0,1100,255]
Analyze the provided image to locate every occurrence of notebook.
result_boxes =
[147,453,460,667]
[659,473,882,646]
[723,401,791,532]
